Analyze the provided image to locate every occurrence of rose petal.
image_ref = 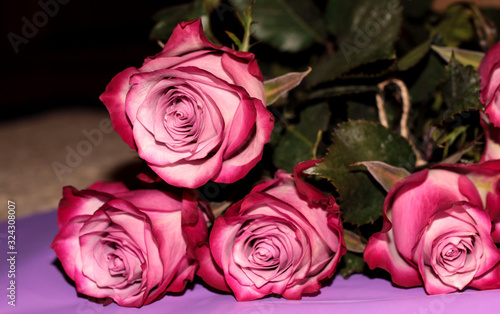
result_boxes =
[99,67,138,150]
[364,227,422,287]
[194,244,231,292]
[484,84,500,127]
[293,159,338,210]
[390,169,468,260]
[88,182,130,195]
[119,189,182,212]
[469,263,500,290]
[221,52,266,102]
[458,175,485,208]
[50,215,88,280]
[480,112,500,162]
[213,97,274,183]
[57,186,109,228]
[147,19,212,60]
[148,145,225,188]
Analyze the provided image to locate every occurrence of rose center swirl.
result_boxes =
[251,239,278,265]
[442,243,461,260]
[162,89,203,145]
[108,253,126,276]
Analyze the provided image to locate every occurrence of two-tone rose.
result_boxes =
[51,182,208,307]
[100,19,274,188]
[364,163,500,294]
[196,160,346,301]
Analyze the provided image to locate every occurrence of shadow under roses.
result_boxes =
[51,253,420,306]
[51,257,204,307]
[107,148,276,205]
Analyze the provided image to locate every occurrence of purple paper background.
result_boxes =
[1,210,500,313]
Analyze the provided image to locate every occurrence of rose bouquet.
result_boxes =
[51,0,500,308]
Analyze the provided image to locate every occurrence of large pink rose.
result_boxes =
[196,160,346,301]
[364,164,500,294]
[100,19,274,188]
[50,182,208,307]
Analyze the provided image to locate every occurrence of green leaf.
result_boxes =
[264,68,311,105]
[400,0,432,18]
[396,40,431,71]
[150,0,210,41]
[435,125,468,146]
[352,161,410,192]
[439,55,482,123]
[225,31,242,48]
[230,0,328,52]
[309,85,379,100]
[308,0,403,85]
[408,53,445,104]
[431,45,484,69]
[430,4,475,47]
[347,101,379,122]
[339,252,366,279]
[325,0,403,36]
[314,121,415,225]
[440,133,482,164]
[273,103,330,172]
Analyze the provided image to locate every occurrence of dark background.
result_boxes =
[1,0,189,121]
[2,0,499,122]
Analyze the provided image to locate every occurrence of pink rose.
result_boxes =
[50,182,208,307]
[364,165,500,294]
[100,19,274,188]
[479,42,500,161]
[196,160,346,301]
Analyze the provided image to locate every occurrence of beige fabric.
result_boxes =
[0,108,138,221]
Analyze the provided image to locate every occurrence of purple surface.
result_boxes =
[1,210,500,313]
